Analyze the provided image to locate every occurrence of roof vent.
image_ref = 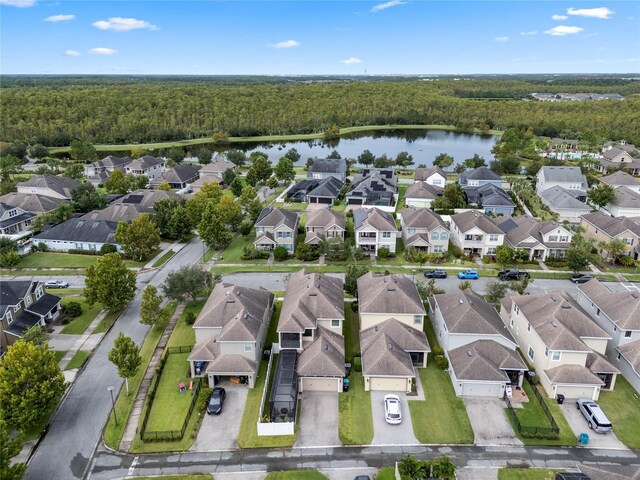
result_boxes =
[389,344,394,351]
[551,321,558,327]
[459,300,464,305]
[467,351,473,357]
[375,325,379,331]
[551,295,557,302]
[226,299,235,304]
[309,292,317,297]
[561,303,571,309]
[225,290,230,296]
[387,287,396,292]
[244,313,248,319]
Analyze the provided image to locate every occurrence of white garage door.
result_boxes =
[461,382,503,397]
[302,377,340,392]
[556,385,598,400]
[369,377,408,391]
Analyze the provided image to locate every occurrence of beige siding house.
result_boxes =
[404,182,442,208]
[304,208,346,245]
[16,174,80,200]
[449,210,505,256]
[580,212,640,261]
[354,207,398,255]
[494,215,573,261]
[253,207,299,253]
[399,207,448,253]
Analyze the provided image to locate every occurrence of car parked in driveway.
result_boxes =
[424,269,447,279]
[498,269,530,281]
[571,274,593,284]
[207,387,226,415]
[384,394,402,424]
[44,280,69,288]
[576,398,612,433]
[457,269,479,279]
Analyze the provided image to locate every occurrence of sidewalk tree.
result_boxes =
[565,247,590,273]
[484,280,509,305]
[115,213,161,261]
[140,285,169,329]
[153,199,191,240]
[105,169,129,194]
[266,175,278,189]
[0,341,66,430]
[84,253,136,311]
[239,185,262,221]
[496,245,514,268]
[108,333,141,396]
[199,204,232,250]
[162,265,215,302]
[345,264,369,297]
[587,184,615,208]
[185,182,223,226]
[0,418,26,480]
[274,157,295,183]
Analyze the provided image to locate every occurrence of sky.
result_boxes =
[1,1,638,75]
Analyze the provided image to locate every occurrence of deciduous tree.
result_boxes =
[84,253,136,311]
[198,203,232,250]
[69,139,97,161]
[274,157,295,183]
[108,333,141,396]
[72,183,105,213]
[345,264,369,297]
[433,153,454,169]
[247,155,272,185]
[140,285,169,329]
[588,184,615,208]
[105,169,129,194]
[217,195,243,231]
[115,214,161,261]
[357,149,375,166]
[565,247,591,273]
[0,418,26,480]
[230,177,244,197]
[62,162,84,180]
[161,265,214,302]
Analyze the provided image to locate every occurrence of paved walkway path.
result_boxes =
[538,260,549,271]
[589,262,603,273]
[52,310,109,369]
[119,302,186,451]
[512,191,534,217]
[274,180,296,203]
[319,254,325,266]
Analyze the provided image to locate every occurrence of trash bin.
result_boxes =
[579,433,589,445]
[342,377,350,392]
[557,394,565,404]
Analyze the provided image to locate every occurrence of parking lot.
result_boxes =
[464,397,522,446]
[559,401,628,449]
[295,392,339,447]
[370,391,419,445]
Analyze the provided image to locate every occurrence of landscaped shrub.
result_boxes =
[197,387,213,413]
[295,243,319,261]
[377,247,390,259]
[0,251,21,268]
[37,242,48,252]
[481,256,492,264]
[346,209,354,218]
[67,249,102,256]
[242,246,270,260]
[273,246,289,262]
[239,220,253,237]
[435,355,449,370]
[350,301,358,311]
[433,209,455,215]
[185,311,197,325]
[62,301,83,318]
[432,345,444,356]
[100,243,118,255]
[449,243,463,259]
[617,254,636,267]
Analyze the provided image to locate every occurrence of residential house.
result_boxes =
[354,207,398,255]
[429,289,525,397]
[191,157,237,192]
[304,208,345,245]
[535,166,587,199]
[404,181,442,208]
[539,186,592,223]
[124,155,165,180]
[414,166,446,187]
[0,192,65,215]
[83,189,181,223]
[0,202,35,239]
[346,168,397,206]
[152,164,201,190]
[357,272,430,392]
[603,187,640,218]
[576,280,640,394]
[253,207,299,253]
[449,210,505,256]
[188,282,274,388]
[84,155,132,177]
[33,218,121,253]
[16,174,80,200]
[459,167,502,188]
[580,212,640,260]
[277,270,345,392]
[398,207,448,253]
[494,215,573,261]
[597,148,640,176]
[1,281,61,353]
[598,171,640,194]
[286,177,343,204]
[500,291,619,400]
[308,158,347,182]
[464,183,515,216]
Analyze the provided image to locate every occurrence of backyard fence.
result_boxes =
[504,378,559,439]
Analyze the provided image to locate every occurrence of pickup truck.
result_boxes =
[497,269,530,281]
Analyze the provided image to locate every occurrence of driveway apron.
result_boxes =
[559,402,628,449]
[463,397,522,446]
[295,392,339,447]
[371,391,419,445]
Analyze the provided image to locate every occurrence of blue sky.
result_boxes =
[1,1,638,74]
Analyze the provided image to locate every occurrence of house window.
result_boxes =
[528,346,535,361]
[510,317,514,328]
[414,315,422,324]
[623,238,633,245]
[36,288,43,300]
[284,244,293,252]
[8,209,17,218]
[433,245,444,253]
[489,234,499,242]
[382,232,391,238]
[331,319,340,328]
[527,322,531,332]
[625,331,632,338]
[552,351,561,361]
[617,353,621,360]
[548,235,558,242]
[440,232,448,240]
[544,347,549,357]
[30,187,37,193]
[256,227,265,233]
[277,231,284,238]
[244,342,252,352]
[486,247,497,255]
[407,228,416,234]
[432,179,443,185]
[431,232,439,240]
[468,180,479,186]
[303,328,313,337]
[514,304,520,315]
[559,236,568,242]
[25,295,31,306]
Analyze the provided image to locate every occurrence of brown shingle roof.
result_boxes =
[414,166,446,182]
[405,182,442,200]
[400,207,446,230]
[357,272,425,315]
[353,207,397,232]
[581,211,640,237]
[297,326,345,377]
[585,351,619,375]
[578,279,640,330]
[17,174,80,199]
[451,210,504,234]
[544,364,604,385]
[255,207,299,230]
[494,215,568,249]
[448,340,526,382]
[206,354,256,374]
[599,170,640,187]
[610,186,640,208]
[617,339,640,373]
[305,208,346,231]
[188,340,220,362]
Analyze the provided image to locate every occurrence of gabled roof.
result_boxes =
[449,340,526,382]
[33,218,118,244]
[201,157,236,174]
[465,184,514,208]
[1,280,37,318]
[155,164,201,184]
[405,181,442,200]
[305,208,345,231]
[414,166,446,182]
[357,272,425,315]
[255,207,299,229]
[90,155,132,169]
[348,169,397,197]
[307,176,343,198]
[113,189,181,209]
[460,167,501,184]
[616,339,640,373]
[451,210,504,234]
[353,207,397,232]
[599,170,640,187]
[126,155,164,170]
[308,158,347,175]
[206,354,256,374]
[277,270,344,333]
[400,207,446,231]
[580,211,640,237]
[538,166,587,187]
[297,326,345,377]
[578,279,640,330]
[0,192,65,214]
[609,186,640,208]
[602,147,630,160]
[494,215,568,248]
[83,204,143,223]
[360,318,430,353]
[585,351,619,375]
[579,464,640,480]
[544,364,604,385]
[539,186,591,210]
[17,174,80,199]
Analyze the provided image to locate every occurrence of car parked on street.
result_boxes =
[570,274,593,284]
[457,269,479,280]
[423,269,447,279]
[498,269,530,281]
[384,394,402,425]
[576,398,612,433]
[206,387,226,415]
[44,280,69,289]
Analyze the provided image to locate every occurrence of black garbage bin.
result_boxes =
[557,394,565,404]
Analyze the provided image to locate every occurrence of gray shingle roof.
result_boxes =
[127,156,164,170]
[17,174,81,199]
[1,281,36,318]
[307,176,344,199]
[405,181,442,200]
[451,210,504,234]
[460,167,501,184]
[578,279,640,330]
[448,340,526,382]
[206,354,256,374]
[357,272,425,315]
[255,207,299,230]
[308,158,347,175]
[585,351,619,375]
[599,170,640,187]
[360,318,430,354]
[347,169,397,201]
[414,166,446,182]
[580,211,640,237]
[297,326,345,377]
[616,339,640,372]
[90,156,132,169]
[539,166,587,186]
[33,218,118,244]
[0,192,65,214]
[539,186,591,210]
[602,147,630,160]
[353,207,397,232]
[201,157,236,174]
[113,189,181,209]
[305,208,345,231]
[400,207,446,230]
[83,204,143,223]
[465,184,514,208]
[494,215,567,249]
[544,364,604,385]
[158,164,201,184]
[610,186,640,208]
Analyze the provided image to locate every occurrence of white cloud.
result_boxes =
[89,47,117,55]
[0,0,36,6]
[544,25,584,36]
[567,7,614,19]
[371,0,406,12]
[64,49,80,56]
[341,57,363,64]
[44,14,75,22]
[270,40,300,48]
[92,17,157,31]
[495,36,509,42]
[520,31,538,35]
[552,14,568,20]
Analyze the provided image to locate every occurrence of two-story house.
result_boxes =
[404,182,443,208]
[277,270,345,392]
[308,158,347,182]
[304,208,345,245]
[188,283,274,388]
[124,155,165,180]
[354,207,398,255]
[429,289,526,397]
[576,280,640,394]
[0,202,35,239]
[398,207,448,254]
[0,192,65,216]
[253,207,299,253]
[152,164,201,190]
[500,291,619,400]
[1,281,61,354]
[464,183,515,216]
[346,168,397,206]
[84,189,182,223]
[599,171,640,194]
[357,272,430,392]
[494,215,573,261]
[414,166,446,187]
[597,148,640,176]
[16,174,80,200]
[603,187,640,218]
[84,155,132,177]
[535,166,587,200]
[449,210,505,256]
[190,157,237,192]
[459,167,502,188]
[580,212,640,261]
[539,186,592,224]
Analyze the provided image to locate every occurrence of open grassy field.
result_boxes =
[217,233,266,264]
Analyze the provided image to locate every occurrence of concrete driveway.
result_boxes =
[559,402,628,449]
[295,392,339,447]
[191,381,249,451]
[371,391,419,445]
[463,397,522,446]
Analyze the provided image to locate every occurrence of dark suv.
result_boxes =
[498,269,530,281]
[423,269,447,279]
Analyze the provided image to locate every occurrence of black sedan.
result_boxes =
[423,269,447,279]
[206,387,226,415]
[570,274,593,284]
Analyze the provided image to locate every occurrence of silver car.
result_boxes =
[384,394,402,425]
[576,398,612,433]
[44,280,69,289]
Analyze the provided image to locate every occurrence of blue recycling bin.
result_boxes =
[579,433,589,445]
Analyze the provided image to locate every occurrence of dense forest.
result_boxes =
[1,75,639,147]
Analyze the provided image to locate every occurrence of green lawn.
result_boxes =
[133,476,212,480]
[93,309,123,334]
[266,301,282,346]
[338,371,373,445]
[53,288,85,296]
[199,248,215,264]
[64,350,90,370]
[375,467,396,480]
[52,350,67,363]
[343,303,361,362]
[59,298,103,334]
[152,250,176,268]
[598,375,640,448]
[167,300,205,348]
[217,233,267,264]
[264,471,328,480]
[396,184,407,211]
[144,352,193,432]
[498,469,560,480]
[17,252,100,269]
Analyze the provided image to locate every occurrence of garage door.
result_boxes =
[369,377,408,392]
[556,385,598,400]
[349,198,363,205]
[317,197,332,204]
[461,382,503,397]
[302,377,340,392]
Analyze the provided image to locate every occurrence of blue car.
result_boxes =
[457,269,479,279]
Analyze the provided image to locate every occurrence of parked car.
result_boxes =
[570,274,593,284]
[457,269,479,280]
[576,397,612,433]
[424,269,447,279]
[498,269,530,281]
[384,394,402,425]
[353,476,372,480]
[206,387,226,415]
[44,280,69,289]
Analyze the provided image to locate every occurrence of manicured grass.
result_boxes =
[237,360,298,448]
[129,404,202,453]
[64,350,90,370]
[598,375,640,448]
[343,302,361,362]
[375,467,396,480]
[199,248,215,264]
[92,308,123,334]
[511,382,553,428]
[144,352,193,432]
[273,202,308,211]
[53,288,85,296]
[266,301,282,346]
[17,252,100,269]
[59,298,103,334]
[498,468,560,480]
[52,350,67,363]
[166,300,205,348]
[264,471,328,480]
[102,302,178,449]
[152,250,175,268]
[396,184,407,211]
[217,233,266,264]
[133,476,212,480]
[338,371,373,445]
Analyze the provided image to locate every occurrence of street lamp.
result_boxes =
[107,386,118,426]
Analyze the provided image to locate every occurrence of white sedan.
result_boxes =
[384,394,402,424]
[44,280,69,289]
